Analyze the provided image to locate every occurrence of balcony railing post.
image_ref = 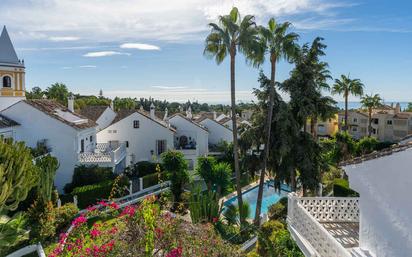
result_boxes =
[287,192,298,223]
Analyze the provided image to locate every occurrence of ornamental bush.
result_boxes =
[71,181,113,209]
[64,165,114,194]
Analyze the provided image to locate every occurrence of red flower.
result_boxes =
[166,247,183,257]
[90,228,101,238]
[72,215,87,227]
[120,205,135,217]
[212,217,218,223]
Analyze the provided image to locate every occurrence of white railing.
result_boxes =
[288,193,359,257]
[79,143,126,165]
[6,243,46,257]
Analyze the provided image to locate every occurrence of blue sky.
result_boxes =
[1,0,412,103]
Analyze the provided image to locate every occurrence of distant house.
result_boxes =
[0,113,19,140]
[305,114,339,138]
[169,111,209,170]
[1,99,127,192]
[97,104,175,166]
[78,105,116,131]
[196,115,232,146]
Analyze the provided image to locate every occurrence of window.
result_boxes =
[113,130,117,133]
[387,120,393,125]
[372,128,377,134]
[156,140,167,155]
[353,118,358,123]
[90,136,93,142]
[80,139,84,153]
[373,119,379,124]
[2,76,11,88]
[126,141,129,148]
[352,127,358,132]
[133,120,140,128]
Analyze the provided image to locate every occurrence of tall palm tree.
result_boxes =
[332,75,364,131]
[254,19,298,225]
[361,94,382,137]
[204,7,261,224]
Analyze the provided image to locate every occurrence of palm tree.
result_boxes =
[361,94,382,137]
[332,75,364,131]
[204,7,261,224]
[254,19,298,225]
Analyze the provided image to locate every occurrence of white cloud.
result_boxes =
[49,36,80,42]
[5,0,355,43]
[61,66,72,69]
[79,65,97,68]
[120,43,160,50]
[83,51,130,57]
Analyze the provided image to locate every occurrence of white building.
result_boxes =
[0,113,19,140]
[1,99,126,192]
[288,143,412,257]
[169,112,209,170]
[0,26,26,111]
[196,116,233,146]
[97,107,175,166]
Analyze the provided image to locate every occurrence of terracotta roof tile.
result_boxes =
[78,105,109,122]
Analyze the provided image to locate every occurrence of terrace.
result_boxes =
[79,142,127,167]
[287,193,372,257]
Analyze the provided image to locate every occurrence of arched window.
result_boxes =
[2,76,11,88]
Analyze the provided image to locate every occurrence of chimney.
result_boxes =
[395,103,401,114]
[213,111,217,120]
[186,106,193,119]
[150,103,155,119]
[163,107,169,121]
[140,105,144,112]
[68,94,74,112]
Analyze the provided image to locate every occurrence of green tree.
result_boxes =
[26,86,44,99]
[35,155,59,202]
[204,7,261,224]
[46,83,70,105]
[332,75,364,131]
[0,139,39,212]
[161,151,189,206]
[213,162,232,196]
[196,156,216,192]
[361,94,382,137]
[254,19,299,225]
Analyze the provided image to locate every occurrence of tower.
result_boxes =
[0,26,26,111]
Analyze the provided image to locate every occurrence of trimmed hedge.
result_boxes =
[125,161,164,178]
[64,165,114,193]
[142,172,167,188]
[333,179,359,197]
[71,180,113,209]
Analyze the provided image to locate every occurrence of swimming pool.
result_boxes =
[223,181,290,219]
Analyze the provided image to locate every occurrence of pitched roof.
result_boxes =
[23,100,97,130]
[78,105,109,122]
[111,108,176,132]
[0,114,19,128]
[219,117,231,124]
[0,26,22,66]
[340,142,412,167]
[169,113,208,132]
[196,115,232,131]
[393,113,411,119]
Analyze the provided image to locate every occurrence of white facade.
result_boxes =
[198,117,232,146]
[0,125,16,139]
[1,101,97,191]
[97,111,175,165]
[344,148,412,257]
[169,114,208,169]
[95,107,116,131]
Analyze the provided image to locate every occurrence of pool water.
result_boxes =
[223,181,290,219]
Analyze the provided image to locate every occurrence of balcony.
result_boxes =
[79,143,126,166]
[287,193,371,257]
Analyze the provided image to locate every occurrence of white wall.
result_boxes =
[0,97,25,111]
[1,101,97,192]
[345,149,412,257]
[97,112,174,165]
[95,107,116,131]
[0,126,16,139]
[199,118,232,145]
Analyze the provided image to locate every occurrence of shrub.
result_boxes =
[356,137,379,155]
[333,178,359,197]
[268,200,287,222]
[71,180,113,209]
[109,175,130,199]
[141,172,167,188]
[55,203,79,233]
[188,187,220,223]
[161,150,189,205]
[27,200,56,243]
[124,161,163,178]
[64,165,114,194]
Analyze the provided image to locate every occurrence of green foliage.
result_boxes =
[142,172,167,188]
[125,161,163,178]
[30,140,51,157]
[109,175,130,199]
[161,150,189,204]
[188,187,221,224]
[356,136,379,155]
[27,200,56,242]
[268,197,288,222]
[71,180,113,209]
[46,82,70,105]
[0,212,29,255]
[213,162,232,196]
[64,165,114,193]
[0,139,39,212]
[35,155,59,202]
[55,203,79,232]
[223,201,251,226]
[196,156,216,191]
[333,179,359,197]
